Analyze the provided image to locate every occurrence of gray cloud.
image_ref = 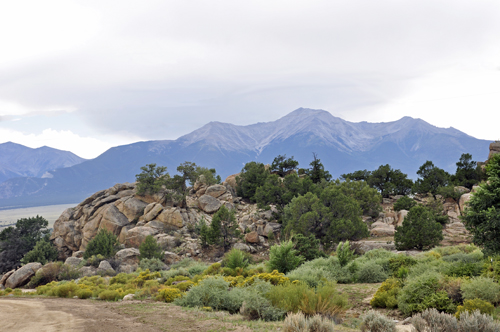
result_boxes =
[1,0,499,141]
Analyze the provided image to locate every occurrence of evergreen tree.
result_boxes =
[21,238,58,265]
[394,205,443,250]
[236,162,269,201]
[413,161,450,196]
[0,215,50,273]
[305,153,332,183]
[462,153,500,254]
[135,163,169,195]
[452,153,480,189]
[84,229,120,259]
[270,154,299,177]
[139,235,163,260]
[207,205,240,252]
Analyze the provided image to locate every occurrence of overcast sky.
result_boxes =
[1,0,499,159]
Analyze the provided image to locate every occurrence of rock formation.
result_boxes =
[51,175,281,260]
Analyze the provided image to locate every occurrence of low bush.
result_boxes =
[412,308,500,332]
[174,276,241,312]
[139,258,166,272]
[156,287,182,302]
[283,312,336,332]
[442,261,483,278]
[456,299,494,319]
[76,288,93,299]
[287,265,336,288]
[357,263,388,283]
[139,235,163,260]
[398,272,455,316]
[222,249,250,269]
[21,239,59,265]
[98,290,122,301]
[393,196,416,212]
[268,240,305,274]
[388,255,417,276]
[360,310,396,332]
[461,277,500,304]
[294,234,327,262]
[336,240,354,267]
[187,263,208,276]
[370,278,400,309]
[84,229,120,259]
[266,281,347,318]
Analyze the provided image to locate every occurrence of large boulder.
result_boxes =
[99,205,130,236]
[489,142,500,160]
[155,234,177,251]
[156,208,184,228]
[198,195,222,213]
[205,185,227,198]
[0,270,15,288]
[5,263,42,289]
[64,257,83,267]
[115,248,141,265]
[143,203,164,222]
[370,221,395,237]
[224,173,239,190]
[125,226,158,247]
[245,231,260,243]
[115,197,148,221]
[396,210,409,227]
[459,193,472,213]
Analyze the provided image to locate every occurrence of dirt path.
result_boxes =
[0,298,159,332]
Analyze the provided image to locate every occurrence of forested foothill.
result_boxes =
[1,145,500,332]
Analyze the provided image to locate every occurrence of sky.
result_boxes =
[0,0,499,159]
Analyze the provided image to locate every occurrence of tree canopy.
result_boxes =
[0,215,51,273]
[270,154,299,177]
[462,153,500,255]
[413,161,450,196]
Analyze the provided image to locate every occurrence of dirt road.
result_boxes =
[0,298,159,332]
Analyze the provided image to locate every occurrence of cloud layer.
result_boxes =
[1,0,499,158]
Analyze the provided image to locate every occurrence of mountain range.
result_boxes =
[0,142,86,184]
[0,108,490,209]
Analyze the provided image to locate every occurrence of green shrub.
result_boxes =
[442,261,483,278]
[171,258,195,269]
[156,287,182,302]
[223,249,250,269]
[76,288,93,299]
[139,258,166,272]
[456,299,494,319]
[53,282,79,298]
[394,205,443,250]
[461,277,500,304]
[286,265,336,288]
[360,310,396,332]
[84,229,119,259]
[388,255,417,276]
[294,234,327,262]
[393,196,416,212]
[139,235,163,260]
[357,263,388,283]
[20,239,58,265]
[398,272,455,316]
[58,264,81,281]
[336,240,354,267]
[371,278,401,309]
[187,263,208,276]
[268,240,305,274]
[266,281,347,317]
[98,290,122,301]
[174,276,238,312]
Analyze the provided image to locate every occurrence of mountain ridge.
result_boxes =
[0,108,490,209]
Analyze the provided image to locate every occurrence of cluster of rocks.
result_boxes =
[367,187,474,246]
[50,174,281,263]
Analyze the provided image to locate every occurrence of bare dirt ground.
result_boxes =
[0,297,271,332]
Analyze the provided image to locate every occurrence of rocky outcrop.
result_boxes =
[51,174,278,260]
[489,142,500,160]
[5,263,42,289]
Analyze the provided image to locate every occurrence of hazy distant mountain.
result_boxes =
[0,108,490,209]
[0,142,86,184]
